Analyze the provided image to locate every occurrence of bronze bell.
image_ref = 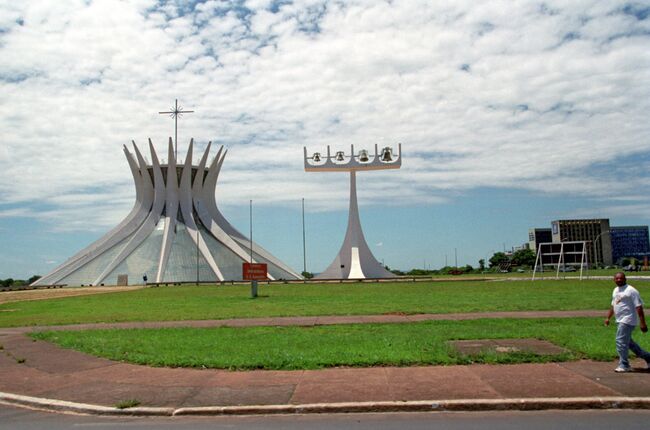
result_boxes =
[381,146,393,162]
[358,149,369,162]
[312,152,321,162]
[335,151,345,161]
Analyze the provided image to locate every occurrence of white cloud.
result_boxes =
[0,0,649,232]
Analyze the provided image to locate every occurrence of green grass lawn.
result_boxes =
[409,268,629,278]
[1,279,643,327]
[31,317,629,370]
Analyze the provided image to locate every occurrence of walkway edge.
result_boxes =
[0,392,173,416]
[2,392,650,417]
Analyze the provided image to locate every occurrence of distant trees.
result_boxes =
[511,249,536,267]
[489,252,509,268]
[403,265,477,276]
[488,249,537,272]
[0,275,41,289]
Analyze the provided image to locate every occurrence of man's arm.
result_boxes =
[637,305,648,333]
[605,306,614,326]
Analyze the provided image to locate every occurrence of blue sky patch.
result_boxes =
[622,3,650,20]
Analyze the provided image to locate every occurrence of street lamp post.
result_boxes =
[195,201,200,286]
[250,199,257,298]
[302,198,306,277]
[593,230,611,269]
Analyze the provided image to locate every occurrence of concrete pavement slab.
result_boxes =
[383,365,501,400]
[71,363,218,387]
[469,363,619,398]
[4,335,116,374]
[0,366,84,397]
[38,382,197,407]
[560,360,650,397]
[203,369,305,387]
[185,384,296,407]
[290,368,390,404]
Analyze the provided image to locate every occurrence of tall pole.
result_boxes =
[196,202,200,285]
[250,199,258,297]
[593,230,610,269]
[249,199,253,263]
[196,226,199,285]
[454,248,458,268]
[302,198,306,275]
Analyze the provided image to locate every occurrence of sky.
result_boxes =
[1,0,650,279]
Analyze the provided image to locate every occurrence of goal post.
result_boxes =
[532,241,587,280]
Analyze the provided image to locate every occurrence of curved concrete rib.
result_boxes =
[191,143,251,276]
[93,140,166,285]
[200,150,299,279]
[192,141,211,195]
[33,143,153,286]
[195,148,255,265]
[179,140,223,281]
[192,146,274,280]
[36,147,143,282]
[156,138,179,282]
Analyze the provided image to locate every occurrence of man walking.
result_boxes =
[605,272,650,372]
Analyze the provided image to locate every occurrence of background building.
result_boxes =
[611,226,650,264]
[528,228,552,252]
[551,219,612,266]
[529,219,650,268]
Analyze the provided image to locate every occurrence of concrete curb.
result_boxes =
[2,392,650,417]
[172,398,650,415]
[0,392,173,416]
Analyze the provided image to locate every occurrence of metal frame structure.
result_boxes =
[33,140,301,286]
[304,143,402,279]
[532,241,587,280]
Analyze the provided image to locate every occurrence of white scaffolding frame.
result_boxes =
[532,241,587,281]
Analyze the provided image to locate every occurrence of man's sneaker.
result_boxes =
[614,366,632,373]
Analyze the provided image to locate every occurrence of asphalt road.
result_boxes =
[2,405,650,430]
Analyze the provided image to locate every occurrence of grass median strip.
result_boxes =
[30,318,628,370]
[1,279,634,327]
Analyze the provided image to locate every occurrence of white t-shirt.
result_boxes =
[612,284,644,326]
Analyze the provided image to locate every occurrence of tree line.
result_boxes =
[387,248,538,276]
[0,275,41,288]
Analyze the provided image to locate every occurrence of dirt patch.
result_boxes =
[449,339,568,356]
[0,286,146,305]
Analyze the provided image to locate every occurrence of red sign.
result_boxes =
[243,263,268,280]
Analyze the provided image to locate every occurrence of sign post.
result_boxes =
[243,263,267,298]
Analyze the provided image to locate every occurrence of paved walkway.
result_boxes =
[1,311,649,416]
[0,309,606,333]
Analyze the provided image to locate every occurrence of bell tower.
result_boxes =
[303,144,402,279]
